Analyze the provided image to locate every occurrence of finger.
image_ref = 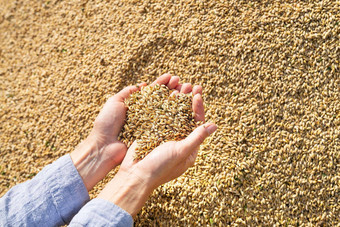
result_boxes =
[138,82,147,88]
[192,93,205,122]
[121,141,139,166]
[176,123,217,158]
[167,76,180,89]
[180,83,192,94]
[113,85,140,102]
[151,73,172,86]
[192,85,202,95]
[170,90,179,97]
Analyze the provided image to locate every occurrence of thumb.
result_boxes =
[177,123,217,158]
[113,83,147,102]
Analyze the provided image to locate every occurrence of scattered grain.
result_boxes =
[0,0,339,226]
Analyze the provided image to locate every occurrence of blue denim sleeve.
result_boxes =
[0,154,89,226]
[69,198,133,227]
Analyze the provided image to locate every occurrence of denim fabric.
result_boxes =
[0,154,132,226]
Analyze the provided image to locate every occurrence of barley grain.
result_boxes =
[1,0,339,226]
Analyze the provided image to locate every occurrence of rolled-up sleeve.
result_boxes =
[69,198,133,227]
[0,154,89,226]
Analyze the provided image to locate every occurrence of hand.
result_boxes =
[70,84,143,191]
[70,73,184,191]
[97,80,217,217]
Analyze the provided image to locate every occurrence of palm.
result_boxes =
[93,99,127,143]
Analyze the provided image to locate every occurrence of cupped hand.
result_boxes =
[70,74,185,191]
[98,79,217,217]
[70,84,143,191]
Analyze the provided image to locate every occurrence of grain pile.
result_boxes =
[119,84,198,160]
[0,0,339,226]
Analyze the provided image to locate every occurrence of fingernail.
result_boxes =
[204,123,217,135]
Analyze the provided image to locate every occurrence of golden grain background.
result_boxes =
[0,0,339,226]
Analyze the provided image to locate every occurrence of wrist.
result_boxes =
[70,136,99,191]
[98,170,154,217]
[70,135,113,191]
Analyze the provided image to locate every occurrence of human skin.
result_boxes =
[69,84,144,191]
[70,73,208,191]
[96,77,217,217]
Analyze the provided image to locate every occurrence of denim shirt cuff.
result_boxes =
[44,154,90,224]
[69,198,133,227]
